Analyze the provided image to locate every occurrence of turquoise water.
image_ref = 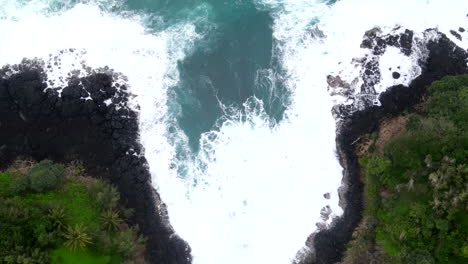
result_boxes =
[9,0,327,150]
[37,0,312,151]
[124,0,291,151]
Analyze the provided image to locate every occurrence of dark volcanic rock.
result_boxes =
[361,27,414,56]
[311,33,468,264]
[459,27,466,33]
[392,71,401,79]
[0,67,191,264]
[450,29,462,41]
[360,28,413,91]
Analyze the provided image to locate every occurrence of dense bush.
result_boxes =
[0,199,53,263]
[348,75,468,264]
[0,161,146,263]
[89,180,120,211]
[112,226,146,259]
[28,160,65,193]
[9,172,30,195]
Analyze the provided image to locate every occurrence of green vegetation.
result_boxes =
[343,75,468,264]
[28,160,65,193]
[0,161,146,264]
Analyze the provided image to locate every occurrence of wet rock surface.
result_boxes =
[311,32,467,264]
[0,63,191,264]
[450,29,462,41]
[329,27,424,119]
[360,27,414,56]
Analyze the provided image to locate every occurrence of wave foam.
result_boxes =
[1,0,467,264]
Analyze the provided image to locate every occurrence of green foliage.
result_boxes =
[352,74,468,264]
[361,155,392,186]
[100,209,122,232]
[48,205,69,232]
[51,247,116,264]
[28,160,65,193]
[0,198,53,263]
[63,224,93,252]
[0,161,146,263]
[426,75,468,128]
[9,172,30,196]
[402,249,435,264]
[2,246,50,264]
[0,172,12,197]
[111,226,146,259]
[20,180,100,229]
[384,117,459,184]
[427,156,467,214]
[89,180,120,211]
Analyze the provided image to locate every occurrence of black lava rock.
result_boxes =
[0,68,191,264]
[450,29,462,41]
[361,27,414,56]
[392,71,401,79]
[311,32,468,264]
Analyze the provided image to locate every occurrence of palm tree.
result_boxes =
[101,209,122,232]
[48,205,68,231]
[63,224,92,251]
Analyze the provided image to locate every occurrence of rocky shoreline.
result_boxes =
[311,32,467,264]
[0,63,191,263]
[0,29,466,264]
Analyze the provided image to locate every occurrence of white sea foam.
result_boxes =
[251,0,468,261]
[0,0,199,192]
[0,0,467,264]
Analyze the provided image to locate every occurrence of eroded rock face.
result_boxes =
[0,63,191,264]
[311,31,467,264]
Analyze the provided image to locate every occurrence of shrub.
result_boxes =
[2,246,50,264]
[89,180,120,211]
[361,155,392,186]
[9,173,30,195]
[402,249,435,264]
[428,156,467,214]
[112,226,146,259]
[65,160,86,178]
[427,75,468,127]
[0,173,12,197]
[28,160,65,193]
[120,207,135,220]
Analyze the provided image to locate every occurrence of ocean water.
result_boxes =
[0,0,467,263]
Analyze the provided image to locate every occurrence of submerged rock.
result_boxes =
[392,72,401,79]
[360,27,414,56]
[450,29,462,41]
